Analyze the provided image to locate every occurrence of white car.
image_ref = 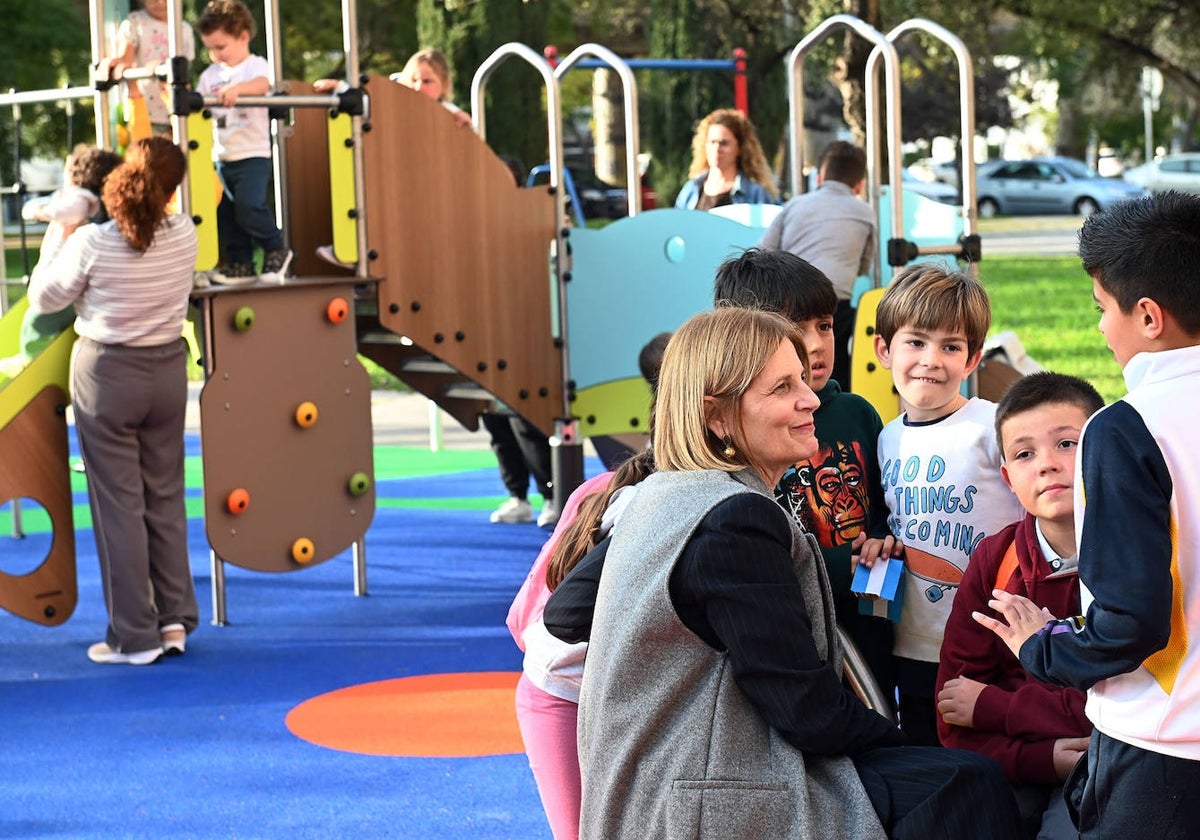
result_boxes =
[901,169,959,204]
[1130,153,1200,195]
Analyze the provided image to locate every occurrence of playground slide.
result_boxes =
[0,298,78,626]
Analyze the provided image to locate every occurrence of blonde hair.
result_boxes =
[654,308,806,476]
[687,108,778,199]
[874,263,992,356]
[400,48,453,102]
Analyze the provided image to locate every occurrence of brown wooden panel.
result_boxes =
[281,80,352,279]
[360,75,563,437]
[0,387,77,626]
[197,280,374,572]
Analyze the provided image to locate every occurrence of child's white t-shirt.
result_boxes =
[877,397,1025,663]
[197,54,272,162]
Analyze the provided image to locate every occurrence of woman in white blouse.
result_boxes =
[29,136,199,666]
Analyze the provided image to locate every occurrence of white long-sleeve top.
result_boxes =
[28,215,198,347]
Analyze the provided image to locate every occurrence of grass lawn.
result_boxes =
[5,245,1124,403]
[981,255,1125,403]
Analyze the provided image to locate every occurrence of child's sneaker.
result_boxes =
[490,496,533,524]
[316,244,354,269]
[210,263,257,286]
[260,248,293,283]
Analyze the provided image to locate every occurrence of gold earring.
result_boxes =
[722,434,736,459]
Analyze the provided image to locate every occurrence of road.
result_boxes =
[976,215,1083,258]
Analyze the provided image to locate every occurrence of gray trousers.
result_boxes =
[72,337,198,653]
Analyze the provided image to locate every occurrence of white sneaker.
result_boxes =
[537,503,560,529]
[161,623,186,656]
[316,244,354,269]
[490,496,533,524]
[87,641,162,666]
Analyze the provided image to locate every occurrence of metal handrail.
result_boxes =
[787,14,903,286]
[552,44,641,216]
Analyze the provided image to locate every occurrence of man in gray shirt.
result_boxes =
[760,141,876,389]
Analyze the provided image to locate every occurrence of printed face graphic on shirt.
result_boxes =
[781,439,870,547]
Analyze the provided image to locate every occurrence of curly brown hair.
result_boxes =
[197,0,256,38]
[687,108,778,199]
[102,136,187,252]
[67,145,124,196]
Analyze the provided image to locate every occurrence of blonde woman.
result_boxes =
[546,308,1026,839]
[674,108,779,210]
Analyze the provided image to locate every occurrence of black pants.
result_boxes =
[855,746,1025,839]
[482,412,552,503]
[833,298,856,391]
[1070,730,1200,838]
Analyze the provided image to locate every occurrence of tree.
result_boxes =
[0,1,92,183]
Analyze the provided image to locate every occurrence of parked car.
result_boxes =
[1124,152,1200,196]
[975,157,1145,218]
[908,158,963,189]
[900,169,959,204]
[528,164,657,223]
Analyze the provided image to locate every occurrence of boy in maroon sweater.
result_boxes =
[936,372,1102,838]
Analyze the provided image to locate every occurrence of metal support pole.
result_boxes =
[352,537,367,596]
[89,0,112,150]
[167,0,191,216]
[263,0,289,253]
[210,549,227,626]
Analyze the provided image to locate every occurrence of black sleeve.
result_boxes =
[1021,403,1175,688]
[671,494,905,756]
[542,536,611,644]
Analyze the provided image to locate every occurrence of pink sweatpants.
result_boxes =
[515,673,581,840]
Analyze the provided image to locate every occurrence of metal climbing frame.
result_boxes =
[787,14,904,287]
[552,44,642,218]
[866,18,981,275]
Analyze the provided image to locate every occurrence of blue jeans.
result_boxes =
[215,157,283,264]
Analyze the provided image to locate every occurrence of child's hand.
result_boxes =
[936,676,986,728]
[972,590,1056,658]
[216,84,242,107]
[312,78,339,93]
[451,109,472,129]
[1052,736,1089,781]
[851,532,904,571]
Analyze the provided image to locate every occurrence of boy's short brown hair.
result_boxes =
[874,263,992,357]
[197,0,257,38]
[994,372,1104,455]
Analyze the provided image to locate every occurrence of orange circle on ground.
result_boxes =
[285,671,524,757]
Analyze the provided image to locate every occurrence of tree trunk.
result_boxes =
[833,0,880,147]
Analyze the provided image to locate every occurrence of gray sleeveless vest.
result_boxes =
[577,468,885,840]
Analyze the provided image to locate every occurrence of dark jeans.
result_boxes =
[855,746,1025,839]
[1070,730,1200,838]
[215,156,283,264]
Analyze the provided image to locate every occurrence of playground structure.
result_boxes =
[0,3,982,660]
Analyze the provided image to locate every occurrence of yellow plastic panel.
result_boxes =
[851,287,900,424]
[187,111,220,271]
[327,111,357,264]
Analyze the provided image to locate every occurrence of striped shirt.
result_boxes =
[28,214,198,347]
